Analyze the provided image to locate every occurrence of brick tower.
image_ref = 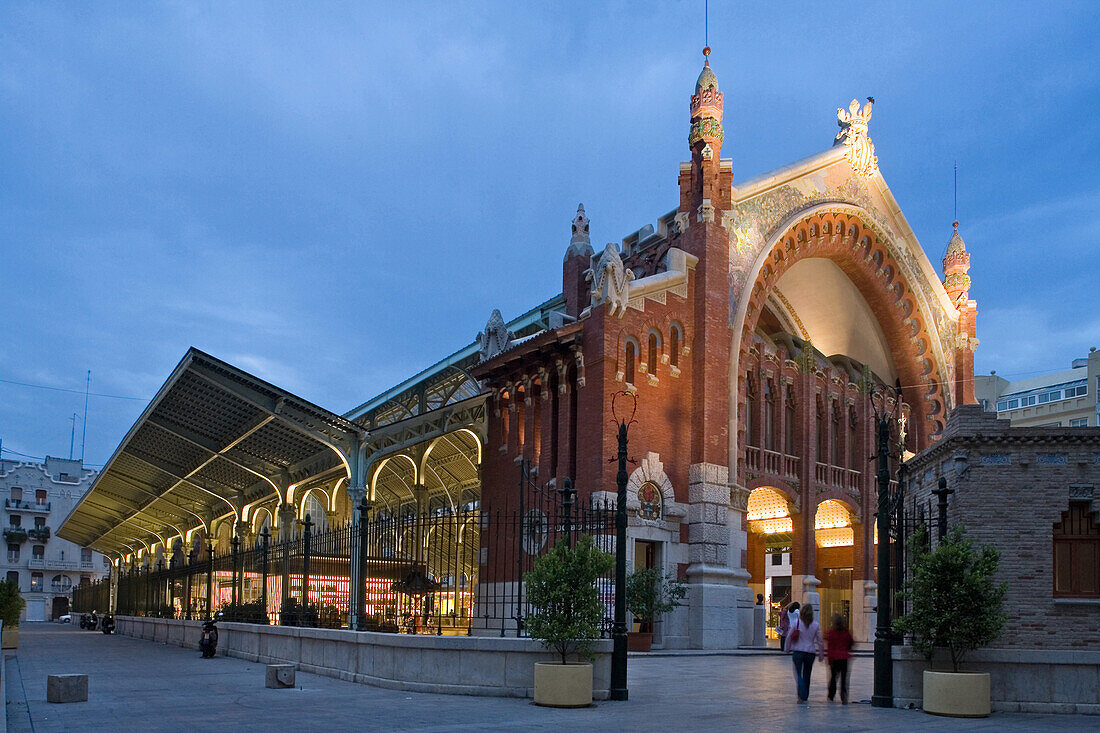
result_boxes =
[676,49,752,648]
[943,221,978,406]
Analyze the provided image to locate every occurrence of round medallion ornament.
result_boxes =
[521,509,549,555]
[638,481,662,520]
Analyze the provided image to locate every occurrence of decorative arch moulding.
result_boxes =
[732,209,952,445]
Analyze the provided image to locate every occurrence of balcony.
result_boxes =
[3,527,28,543]
[4,499,51,513]
[28,526,50,542]
[28,559,80,571]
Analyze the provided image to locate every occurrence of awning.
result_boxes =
[57,348,363,556]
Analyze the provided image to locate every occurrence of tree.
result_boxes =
[0,580,25,629]
[625,567,686,630]
[894,525,1007,672]
[524,534,614,665]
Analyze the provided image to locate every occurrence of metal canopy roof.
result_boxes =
[57,348,363,556]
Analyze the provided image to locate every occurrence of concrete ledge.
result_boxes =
[266,664,296,688]
[47,674,88,703]
[115,616,610,699]
[892,645,1100,713]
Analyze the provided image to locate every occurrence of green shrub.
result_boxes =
[625,567,686,629]
[0,580,24,629]
[524,534,613,665]
[894,525,1007,672]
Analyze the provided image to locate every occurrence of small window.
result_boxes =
[7,545,19,562]
[1021,395,1037,407]
[1053,503,1100,598]
[9,515,20,528]
[81,548,93,563]
[32,545,44,560]
[647,333,659,375]
[10,488,21,503]
[5,571,18,586]
[30,573,42,591]
[670,325,681,368]
[1070,418,1089,428]
[625,342,637,385]
[771,553,783,566]
[34,516,45,528]
[35,490,46,505]
[51,574,72,592]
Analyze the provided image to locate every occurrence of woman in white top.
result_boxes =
[786,603,825,702]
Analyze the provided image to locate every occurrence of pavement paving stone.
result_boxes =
[5,624,1092,732]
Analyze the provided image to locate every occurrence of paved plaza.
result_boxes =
[3,625,1089,732]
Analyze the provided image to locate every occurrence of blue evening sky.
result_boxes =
[1,2,1098,466]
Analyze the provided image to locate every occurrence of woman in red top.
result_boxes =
[824,614,854,703]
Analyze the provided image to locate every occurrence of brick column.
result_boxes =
[794,369,820,608]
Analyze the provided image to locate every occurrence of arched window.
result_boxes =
[764,380,776,451]
[1054,503,1100,598]
[304,493,329,534]
[848,406,859,469]
[669,324,681,368]
[746,376,758,447]
[625,342,637,385]
[830,401,841,466]
[784,386,796,455]
[51,574,72,592]
[647,332,659,376]
[816,396,826,459]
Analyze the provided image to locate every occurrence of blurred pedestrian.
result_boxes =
[786,603,824,703]
[824,614,854,703]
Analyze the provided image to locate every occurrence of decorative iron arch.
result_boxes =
[731,206,952,470]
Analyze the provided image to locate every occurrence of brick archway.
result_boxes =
[736,209,948,450]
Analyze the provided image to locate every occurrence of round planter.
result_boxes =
[533,662,593,708]
[922,670,990,718]
[627,631,653,652]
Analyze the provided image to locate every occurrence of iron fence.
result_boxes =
[75,498,616,637]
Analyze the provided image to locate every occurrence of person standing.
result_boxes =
[786,603,824,703]
[824,614,854,703]
[778,600,799,651]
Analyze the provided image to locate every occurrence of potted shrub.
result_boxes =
[524,534,613,707]
[625,567,686,651]
[894,525,1006,718]
[0,579,26,649]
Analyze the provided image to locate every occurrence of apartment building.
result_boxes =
[1,456,108,621]
[974,348,1099,428]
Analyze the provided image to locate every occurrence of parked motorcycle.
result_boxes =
[199,619,218,658]
[78,613,94,630]
[100,614,115,634]
[87,611,98,630]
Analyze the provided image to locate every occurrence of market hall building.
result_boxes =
[59,51,977,650]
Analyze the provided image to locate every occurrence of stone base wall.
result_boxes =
[892,645,1100,714]
[116,616,611,699]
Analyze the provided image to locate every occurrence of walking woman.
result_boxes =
[824,614,854,703]
[786,603,824,703]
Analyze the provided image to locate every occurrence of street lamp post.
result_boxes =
[871,387,903,709]
[609,391,636,702]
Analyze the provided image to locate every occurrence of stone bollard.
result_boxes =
[47,674,88,703]
[265,664,296,689]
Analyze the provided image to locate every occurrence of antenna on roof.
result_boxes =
[953,160,958,222]
[80,370,90,462]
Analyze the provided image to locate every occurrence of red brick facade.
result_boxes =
[470,54,977,646]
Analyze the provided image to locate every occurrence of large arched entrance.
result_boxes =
[735,208,952,642]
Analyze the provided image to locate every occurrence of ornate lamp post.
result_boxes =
[872,387,902,708]
[609,391,636,702]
